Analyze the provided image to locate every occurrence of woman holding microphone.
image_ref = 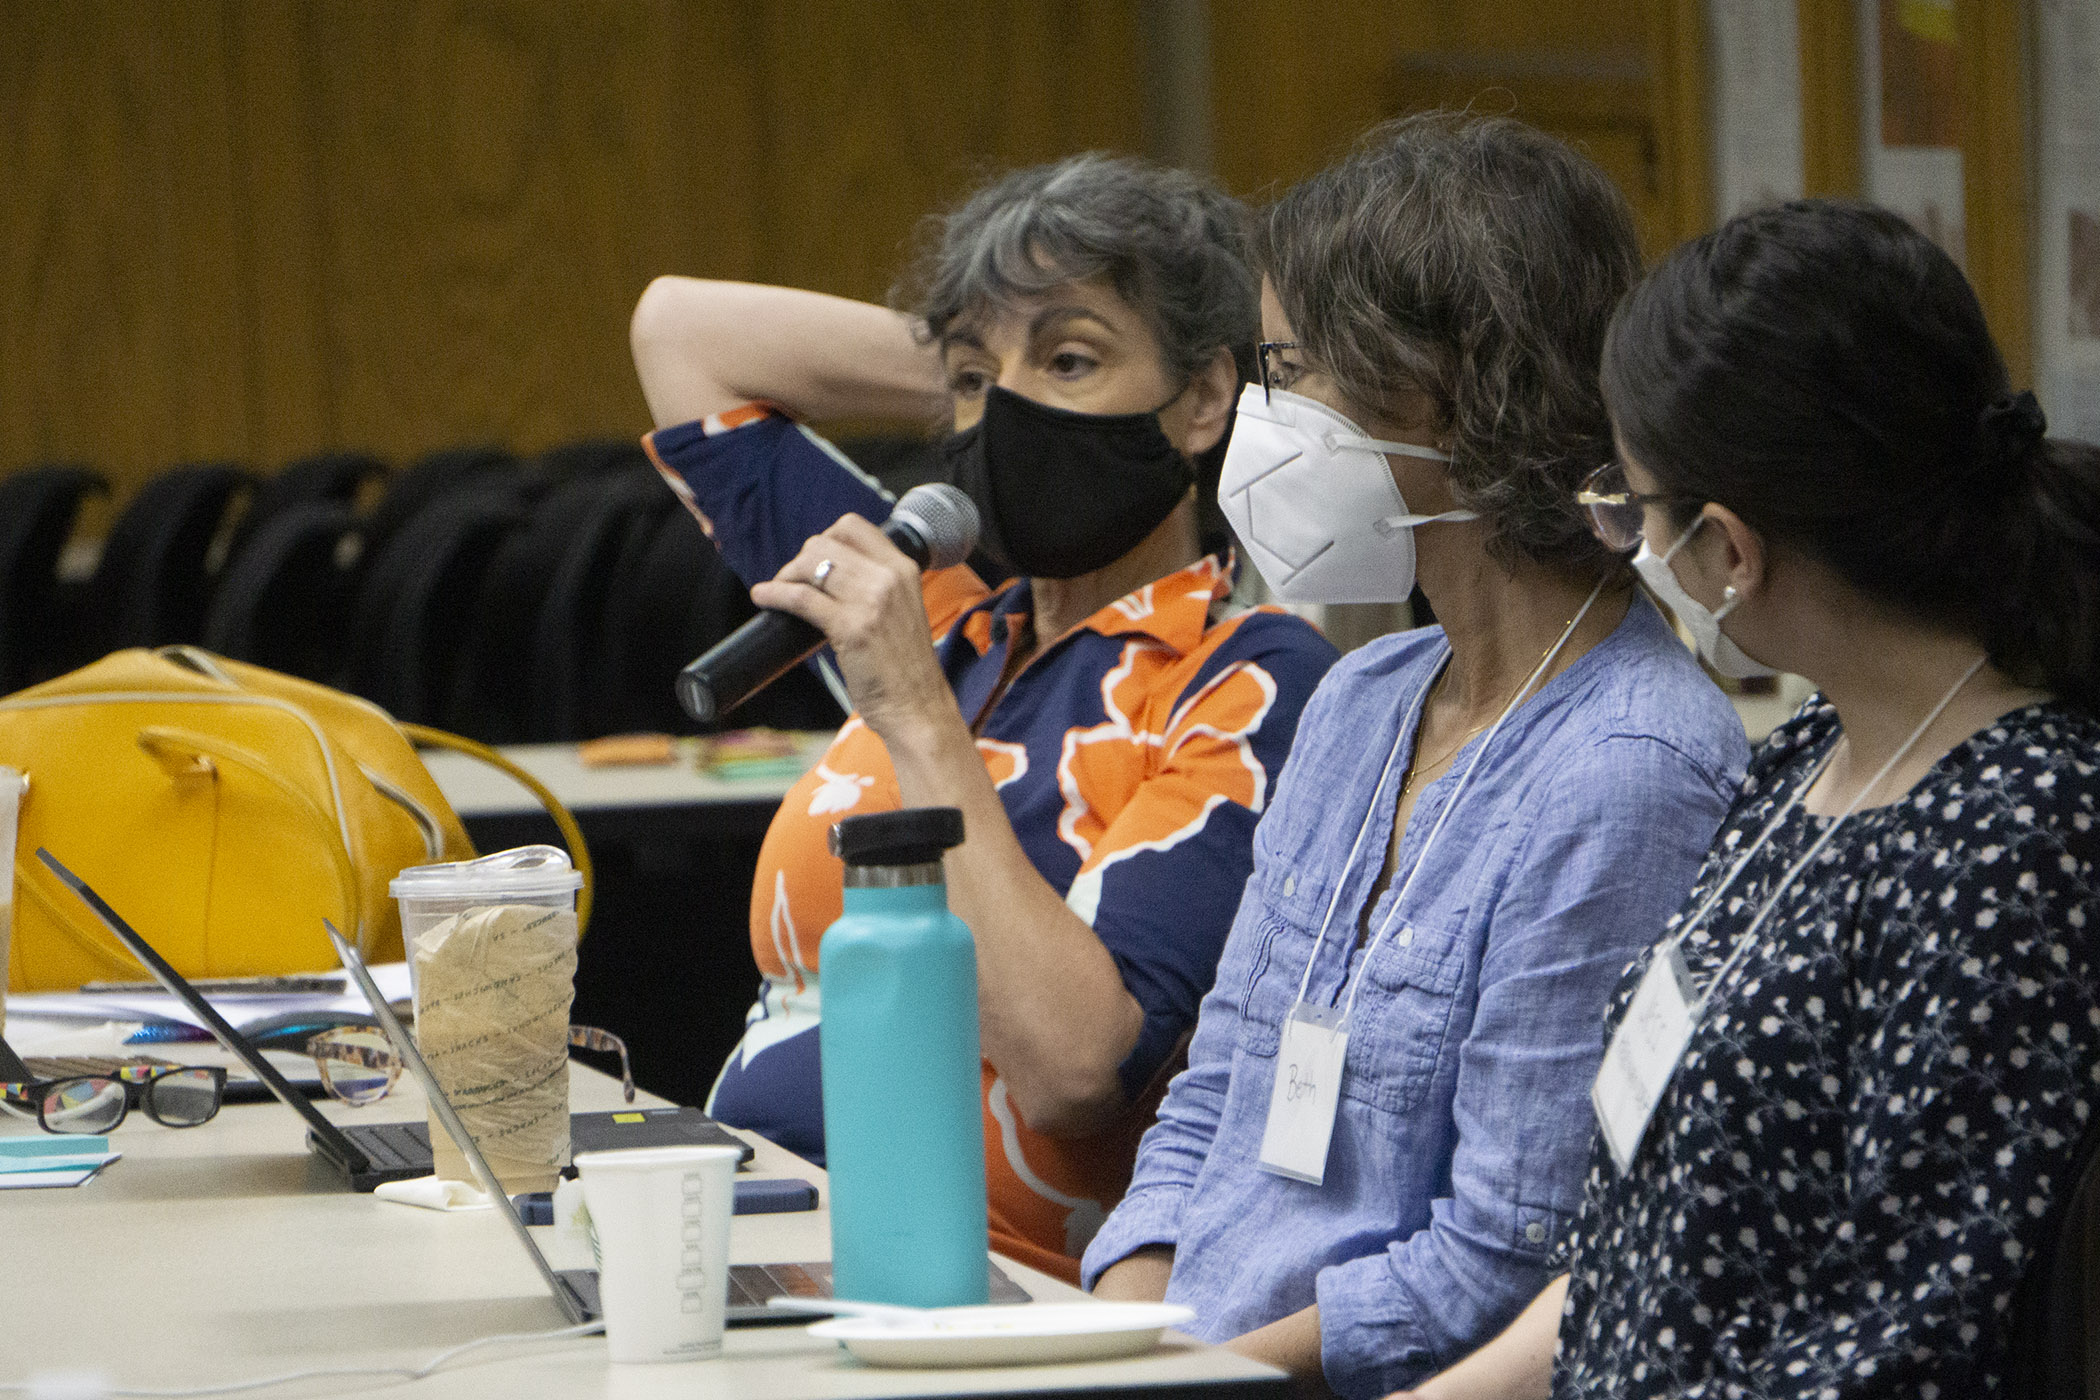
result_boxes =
[1401,201,2100,1398]
[629,154,1335,1283]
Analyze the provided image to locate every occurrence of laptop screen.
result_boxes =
[325,919,590,1324]
[31,848,370,1167]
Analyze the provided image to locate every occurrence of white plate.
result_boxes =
[808,1301,1197,1369]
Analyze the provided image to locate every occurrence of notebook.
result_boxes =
[32,847,750,1191]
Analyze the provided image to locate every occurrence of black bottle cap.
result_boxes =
[828,807,966,867]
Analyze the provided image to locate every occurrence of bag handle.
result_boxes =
[397,724,595,939]
[136,725,366,949]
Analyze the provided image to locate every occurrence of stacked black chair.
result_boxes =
[0,466,109,693]
[221,451,386,563]
[592,495,844,737]
[65,462,252,669]
[527,473,670,740]
[345,489,528,726]
[359,446,516,566]
[202,501,361,683]
[448,458,654,742]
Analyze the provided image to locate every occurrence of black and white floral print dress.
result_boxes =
[1556,700,2100,1398]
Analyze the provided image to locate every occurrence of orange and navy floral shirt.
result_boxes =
[645,408,1336,1282]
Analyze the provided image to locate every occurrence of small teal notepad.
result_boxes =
[0,1134,110,1164]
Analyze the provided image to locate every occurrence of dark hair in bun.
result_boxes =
[1603,199,2100,710]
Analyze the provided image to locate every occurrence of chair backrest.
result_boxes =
[526,473,665,740]
[2009,1125,2100,1398]
[360,446,516,563]
[202,501,360,683]
[85,463,253,655]
[0,465,108,693]
[223,451,387,564]
[345,491,526,725]
[593,501,844,736]
[436,463,625,733]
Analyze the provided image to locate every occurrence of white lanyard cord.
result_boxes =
[1682,653,1989,1008]
[1292,687,1424,1007]
[1289,575,1611,1022]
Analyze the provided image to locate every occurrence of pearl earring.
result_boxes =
[1722,585,1739,604]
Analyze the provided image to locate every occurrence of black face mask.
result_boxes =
[940,385,1194,580]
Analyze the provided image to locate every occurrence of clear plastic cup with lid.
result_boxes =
[390,844,582,994]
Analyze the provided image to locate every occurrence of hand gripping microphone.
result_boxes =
[676,483,981,726]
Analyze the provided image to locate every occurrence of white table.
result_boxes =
[423,736,830,820]
[0,1053,1284,1399]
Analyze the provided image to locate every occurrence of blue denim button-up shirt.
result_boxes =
[1081,597,1749,1397]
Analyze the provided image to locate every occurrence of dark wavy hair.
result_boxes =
[1251,111,1641,578]
[1604,199,2100,710]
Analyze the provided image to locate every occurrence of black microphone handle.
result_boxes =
[675,516,932,726]
[676,608,826,728]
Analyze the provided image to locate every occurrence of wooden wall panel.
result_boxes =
[0,3,256,490]
[1209,0,1707,260]
[0,1,1146,500]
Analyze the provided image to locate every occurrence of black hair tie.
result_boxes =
[1981,390,2048,458]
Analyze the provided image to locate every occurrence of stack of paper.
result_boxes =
[0,1134,121,1189]
[4,962,414,1036]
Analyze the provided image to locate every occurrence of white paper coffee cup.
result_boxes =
[574,1145,741,1363]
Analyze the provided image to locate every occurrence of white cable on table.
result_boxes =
[4,1322,604,1399]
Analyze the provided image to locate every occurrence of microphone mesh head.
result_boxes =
[890,483,981,570]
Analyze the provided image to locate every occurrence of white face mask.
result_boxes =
[1631,518,1777,679]
[1219,384,1477,604]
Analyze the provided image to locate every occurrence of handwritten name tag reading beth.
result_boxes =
[1257,1001,1349,1185]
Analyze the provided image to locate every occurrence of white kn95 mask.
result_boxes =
[1219,384,1476,604]
[1631,518,1778,680]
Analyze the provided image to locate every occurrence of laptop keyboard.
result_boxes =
[357,1120,431,1169]
[726,1261,1033,1310]
[727,1261,832,1310]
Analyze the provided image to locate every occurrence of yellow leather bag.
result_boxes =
[0,646,591,992]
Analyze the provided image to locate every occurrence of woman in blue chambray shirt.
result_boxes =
[1081,115,1751,1397]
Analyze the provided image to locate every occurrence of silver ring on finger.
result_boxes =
[811,558,836,593]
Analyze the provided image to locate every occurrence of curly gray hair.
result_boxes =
[1252,112,1640,576]
[898,151,1258,389]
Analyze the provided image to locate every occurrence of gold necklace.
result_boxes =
[1397,615,1581,801]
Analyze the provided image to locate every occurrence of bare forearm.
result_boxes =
[1091,1246,1174,1302]
[883,709,1143,1136]
[1405,1275,1565,1400]
[1226,1304,1325,1379]
[629,277,947,428]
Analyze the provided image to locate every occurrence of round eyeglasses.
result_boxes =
[1577,461,1687,553]
[0,1064,227,1134]
[305,1024,636,1108]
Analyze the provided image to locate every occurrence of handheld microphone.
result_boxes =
[676,483,981,726]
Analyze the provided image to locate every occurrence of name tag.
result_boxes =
[1592,944,1699,1176]
[1256,1001,1349,1185]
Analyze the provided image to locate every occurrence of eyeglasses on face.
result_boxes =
[1257,340,1303,404]
[304,1024,637,1108]
[1577,460,1690,553]
[0,1064,227,1134]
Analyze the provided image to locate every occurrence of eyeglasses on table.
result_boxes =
[304,1024,636,1107]
[0,1063,229,1134]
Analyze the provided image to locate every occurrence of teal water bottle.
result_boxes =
[820,806,989,1308]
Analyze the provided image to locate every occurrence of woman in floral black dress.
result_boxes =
[1398,202,2100,1398]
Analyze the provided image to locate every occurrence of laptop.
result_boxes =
[322,922,1032,1325]
[34,848,751,1191]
